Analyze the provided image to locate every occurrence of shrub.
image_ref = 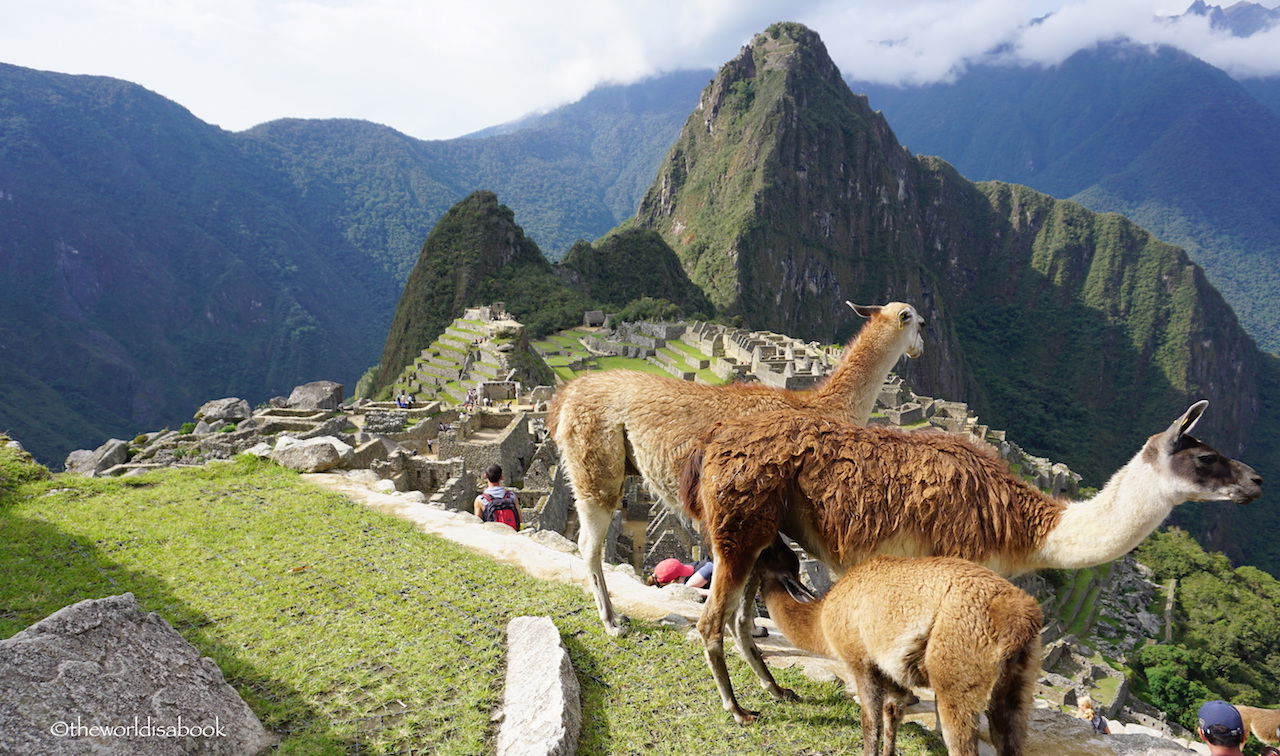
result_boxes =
[179,422,197,434]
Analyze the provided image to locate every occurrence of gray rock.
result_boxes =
[0,593,276,755]
[270,437,351,473]
[1021,709,1195,755]
[286,381,344,411]
[64,439,129,477]
[196,398,252,424]
[496,617,580,756]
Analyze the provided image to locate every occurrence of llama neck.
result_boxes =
[761,581,834,658]
[1029,454,1180,571]
[815,326,899,424]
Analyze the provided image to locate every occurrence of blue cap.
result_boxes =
[1198,700,1244,737]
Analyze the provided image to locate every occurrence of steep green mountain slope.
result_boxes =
[634,23,1277,570]
[372,191,592,394]
[0,64,386,463]
[558,228,715,317]
[850,43,1280,352]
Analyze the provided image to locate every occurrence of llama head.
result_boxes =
[1143,400,1263,505]
[846,301,926,359]
[757,537,820,603]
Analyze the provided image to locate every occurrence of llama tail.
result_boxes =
[991,593,1044,670]
[679,445,707,521]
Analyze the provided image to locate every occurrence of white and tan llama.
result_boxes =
[1237,705,1280,745]
[678,401,1261,720]
[547,301,925,635]
[754,537,1042,755]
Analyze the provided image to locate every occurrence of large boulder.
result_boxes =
[0,593,276,755]
[63,438,129,477]
[286,381,344,411]
[496,616,580,756]
[196,398,252,424]
[270,436,354,473]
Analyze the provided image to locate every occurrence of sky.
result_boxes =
[2,0,1278,141]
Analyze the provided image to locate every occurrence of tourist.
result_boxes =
[473,464,520,530]
[1078,695,1109,734]
[650,557,766,637]
[1197,700,1247,756]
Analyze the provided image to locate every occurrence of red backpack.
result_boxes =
[480,489,521,530]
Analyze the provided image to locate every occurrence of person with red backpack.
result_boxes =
[473,463,521,530]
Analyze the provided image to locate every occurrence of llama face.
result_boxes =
[873,302,927,359]
[898,304,926,359]
[1169,435,1262,504]
[1146,401,1263,505]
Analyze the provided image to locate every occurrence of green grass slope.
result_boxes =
[0,459,942,755]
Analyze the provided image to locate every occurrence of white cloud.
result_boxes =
[0,0,1276,140]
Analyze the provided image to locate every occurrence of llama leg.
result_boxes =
[879,680,911,756]
[727,570,796,701]
[698,575,757,724]
[850,664,885,756]
[986,644,1038,756]
[934,696,983,756]
[576,499,624,636]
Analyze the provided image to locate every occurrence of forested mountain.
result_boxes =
[849,42,1280,353]
[0,64,388,465]
[0,65,701,465]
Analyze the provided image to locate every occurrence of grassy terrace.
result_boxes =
[0,456,943,755]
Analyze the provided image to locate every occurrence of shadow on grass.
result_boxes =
[0,491,354,754]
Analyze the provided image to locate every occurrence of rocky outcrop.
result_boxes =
[0,593,276,756]
[287,381,344,411]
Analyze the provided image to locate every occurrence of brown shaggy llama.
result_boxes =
[678,401,1262,721]
[547,301,925,635]
[755,537,1042,755]
[1237,705,1280,745]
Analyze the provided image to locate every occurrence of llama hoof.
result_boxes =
[732,709,760,725]
[773,686,800,702]
[604,619,628,637]
[751,625,769,638]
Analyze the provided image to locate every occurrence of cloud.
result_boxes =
[0,0,1276,140]
[816,0,1280,86]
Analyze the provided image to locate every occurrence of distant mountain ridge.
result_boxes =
[849,41,1280,353]
[0,64,701,464]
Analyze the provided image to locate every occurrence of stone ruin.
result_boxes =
[64,322,1083,584]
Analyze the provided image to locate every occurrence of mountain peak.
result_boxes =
[635,24,913,340]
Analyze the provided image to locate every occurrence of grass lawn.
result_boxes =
[593,356,670,376]
[0,457,944,754]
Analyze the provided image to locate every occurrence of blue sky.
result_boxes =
[2,0,1276,140]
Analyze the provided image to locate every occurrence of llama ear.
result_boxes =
[847,302,880,319]
[1166,400,1209,442]
[779,573,820,604]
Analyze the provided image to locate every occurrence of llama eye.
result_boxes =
[1196,453,1219,467]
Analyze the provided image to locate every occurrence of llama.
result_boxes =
[547,301,925,635]
[753,537,1042,755]
[679,401,1261,720]
[1237,705,1280,745]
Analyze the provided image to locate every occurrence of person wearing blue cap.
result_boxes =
[1198,700,1247,755]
